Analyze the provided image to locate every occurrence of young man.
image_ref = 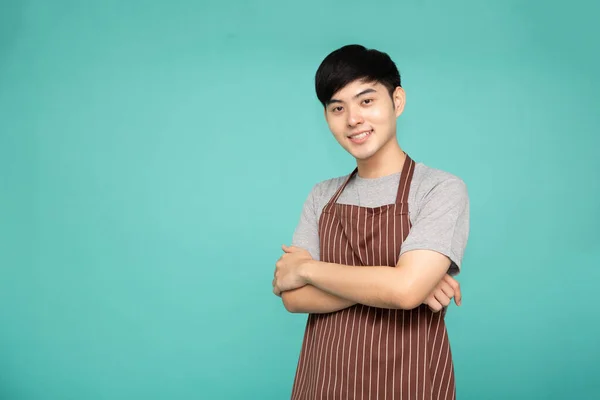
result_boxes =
[272,45,470,399]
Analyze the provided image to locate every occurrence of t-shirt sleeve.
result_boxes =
[399,178,470,275]
[291,184,321,261]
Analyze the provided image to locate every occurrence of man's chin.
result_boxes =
[350,149,377,162]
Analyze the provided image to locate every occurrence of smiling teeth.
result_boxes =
[352,131,371,140]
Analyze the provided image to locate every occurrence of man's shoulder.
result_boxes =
[412,162,468,200]
[414,162,466,184]
[308,173,351,201]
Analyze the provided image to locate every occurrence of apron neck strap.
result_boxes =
[327,153,416,207]
[328,167,358,206]
[395,154,415,206]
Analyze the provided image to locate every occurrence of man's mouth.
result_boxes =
[348,130,373,143]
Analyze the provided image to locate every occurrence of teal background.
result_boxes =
[1,0,599,399]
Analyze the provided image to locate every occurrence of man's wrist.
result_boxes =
[300,259,318,284]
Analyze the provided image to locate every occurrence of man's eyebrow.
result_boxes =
[327,88,378,106]
[326,98,343,106]
[354,88,377,98]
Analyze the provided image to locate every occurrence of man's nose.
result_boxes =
[347,106,364,127]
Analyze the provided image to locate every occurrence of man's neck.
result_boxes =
[356,140,406,179]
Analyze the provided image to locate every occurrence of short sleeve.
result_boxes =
[291,184,321,261]
[400,178,470,275]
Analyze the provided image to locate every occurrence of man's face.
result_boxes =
[324,80,405,161]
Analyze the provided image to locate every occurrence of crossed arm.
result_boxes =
[277,246,461,314]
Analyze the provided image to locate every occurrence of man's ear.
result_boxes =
[393,87,406,117]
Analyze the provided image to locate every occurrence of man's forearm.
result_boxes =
[281,285,356,314]
[301,254,448,310]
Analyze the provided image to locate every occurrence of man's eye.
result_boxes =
[363,99,373,105]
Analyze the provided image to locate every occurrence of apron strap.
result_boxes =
[395,153,415,206]
[324,167,357,210]
[324,153,415,210]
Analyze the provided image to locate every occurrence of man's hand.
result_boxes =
[423,274,461,312]
[272,245,313,296]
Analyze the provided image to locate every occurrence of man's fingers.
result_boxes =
[443,274,459,289]
[434,291,451,307]
[273,278,281,297]
[439,282,455,299]
[450,279,462,306]
[444,274,461,306]
[427,298,443,313]
[282,244,302,253]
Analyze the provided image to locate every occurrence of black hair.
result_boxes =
[315,44,401,107]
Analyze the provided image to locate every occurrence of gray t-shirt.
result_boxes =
[291,162,470,275]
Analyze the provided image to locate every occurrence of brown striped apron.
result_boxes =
[290,155,455,400]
